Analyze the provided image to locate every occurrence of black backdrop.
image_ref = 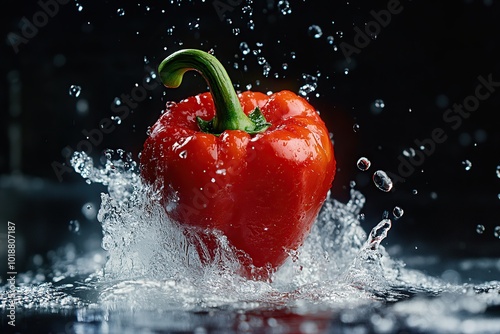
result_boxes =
[1,0,500,273]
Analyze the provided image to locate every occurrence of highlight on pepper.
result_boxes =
[139,49,336,280]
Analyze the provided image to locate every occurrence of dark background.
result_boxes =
[1,0,500,275]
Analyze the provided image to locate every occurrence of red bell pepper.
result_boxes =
[140,49,336,280]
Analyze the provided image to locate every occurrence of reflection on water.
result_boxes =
[1,152,500,333]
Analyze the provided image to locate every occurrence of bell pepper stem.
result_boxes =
[158,49,270,135]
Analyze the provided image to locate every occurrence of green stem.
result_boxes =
[158,49,270,135]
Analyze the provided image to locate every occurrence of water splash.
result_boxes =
[2,151,500,333]
[63,151,412,308]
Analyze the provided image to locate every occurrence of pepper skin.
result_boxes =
[140,49,336,280]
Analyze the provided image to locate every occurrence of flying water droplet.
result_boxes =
[371,99,385,114]
[462,159,472,171]
[375,99,385,108]
[494,226,500,238]
[308,25,323,38]
[68,220,80,233]
[372,170,393,192]
[402,148,416,157]
[496,165,500,178]
[242,6,253,15]
[356,157,371,171]
[353,123,360,132]
[239,42,250,55]
[69,85,81,97]
[82,202,97,220]
[277,0,292,15]
[392,206,404,219]
[476,224,485,234]
[298,74,318,97]
[188,18,200,30]
[262,63,271,77]
[111,116,122,125]
[117,8,125,16]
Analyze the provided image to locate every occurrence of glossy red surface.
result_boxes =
[140,90,335,279]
